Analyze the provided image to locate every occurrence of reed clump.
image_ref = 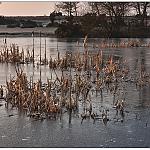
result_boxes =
[0,44,34,64]
[1,36,150,125]
[0,39,150,66]
[4,47,150,124]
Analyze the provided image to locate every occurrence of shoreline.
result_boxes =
[0,27,57,37]
[0,33,56,37]
[1,27,150,38]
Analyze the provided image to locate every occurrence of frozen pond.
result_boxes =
[0,37,150,147]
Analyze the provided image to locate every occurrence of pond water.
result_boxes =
[0,37,150,147]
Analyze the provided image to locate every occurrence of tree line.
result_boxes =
[53,2,150,38]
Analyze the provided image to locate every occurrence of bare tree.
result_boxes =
[131,2,150,26]
[88,2,130,36]
[55,2,80,17]
[77,2,91,16]
[89,2,129,19]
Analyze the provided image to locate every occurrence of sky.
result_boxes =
[0,2,55,16]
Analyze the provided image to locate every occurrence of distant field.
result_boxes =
[0,27,57,36]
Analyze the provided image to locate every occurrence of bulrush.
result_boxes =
[2,37,150,125]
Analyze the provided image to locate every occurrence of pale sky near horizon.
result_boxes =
[0,2,55,16]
